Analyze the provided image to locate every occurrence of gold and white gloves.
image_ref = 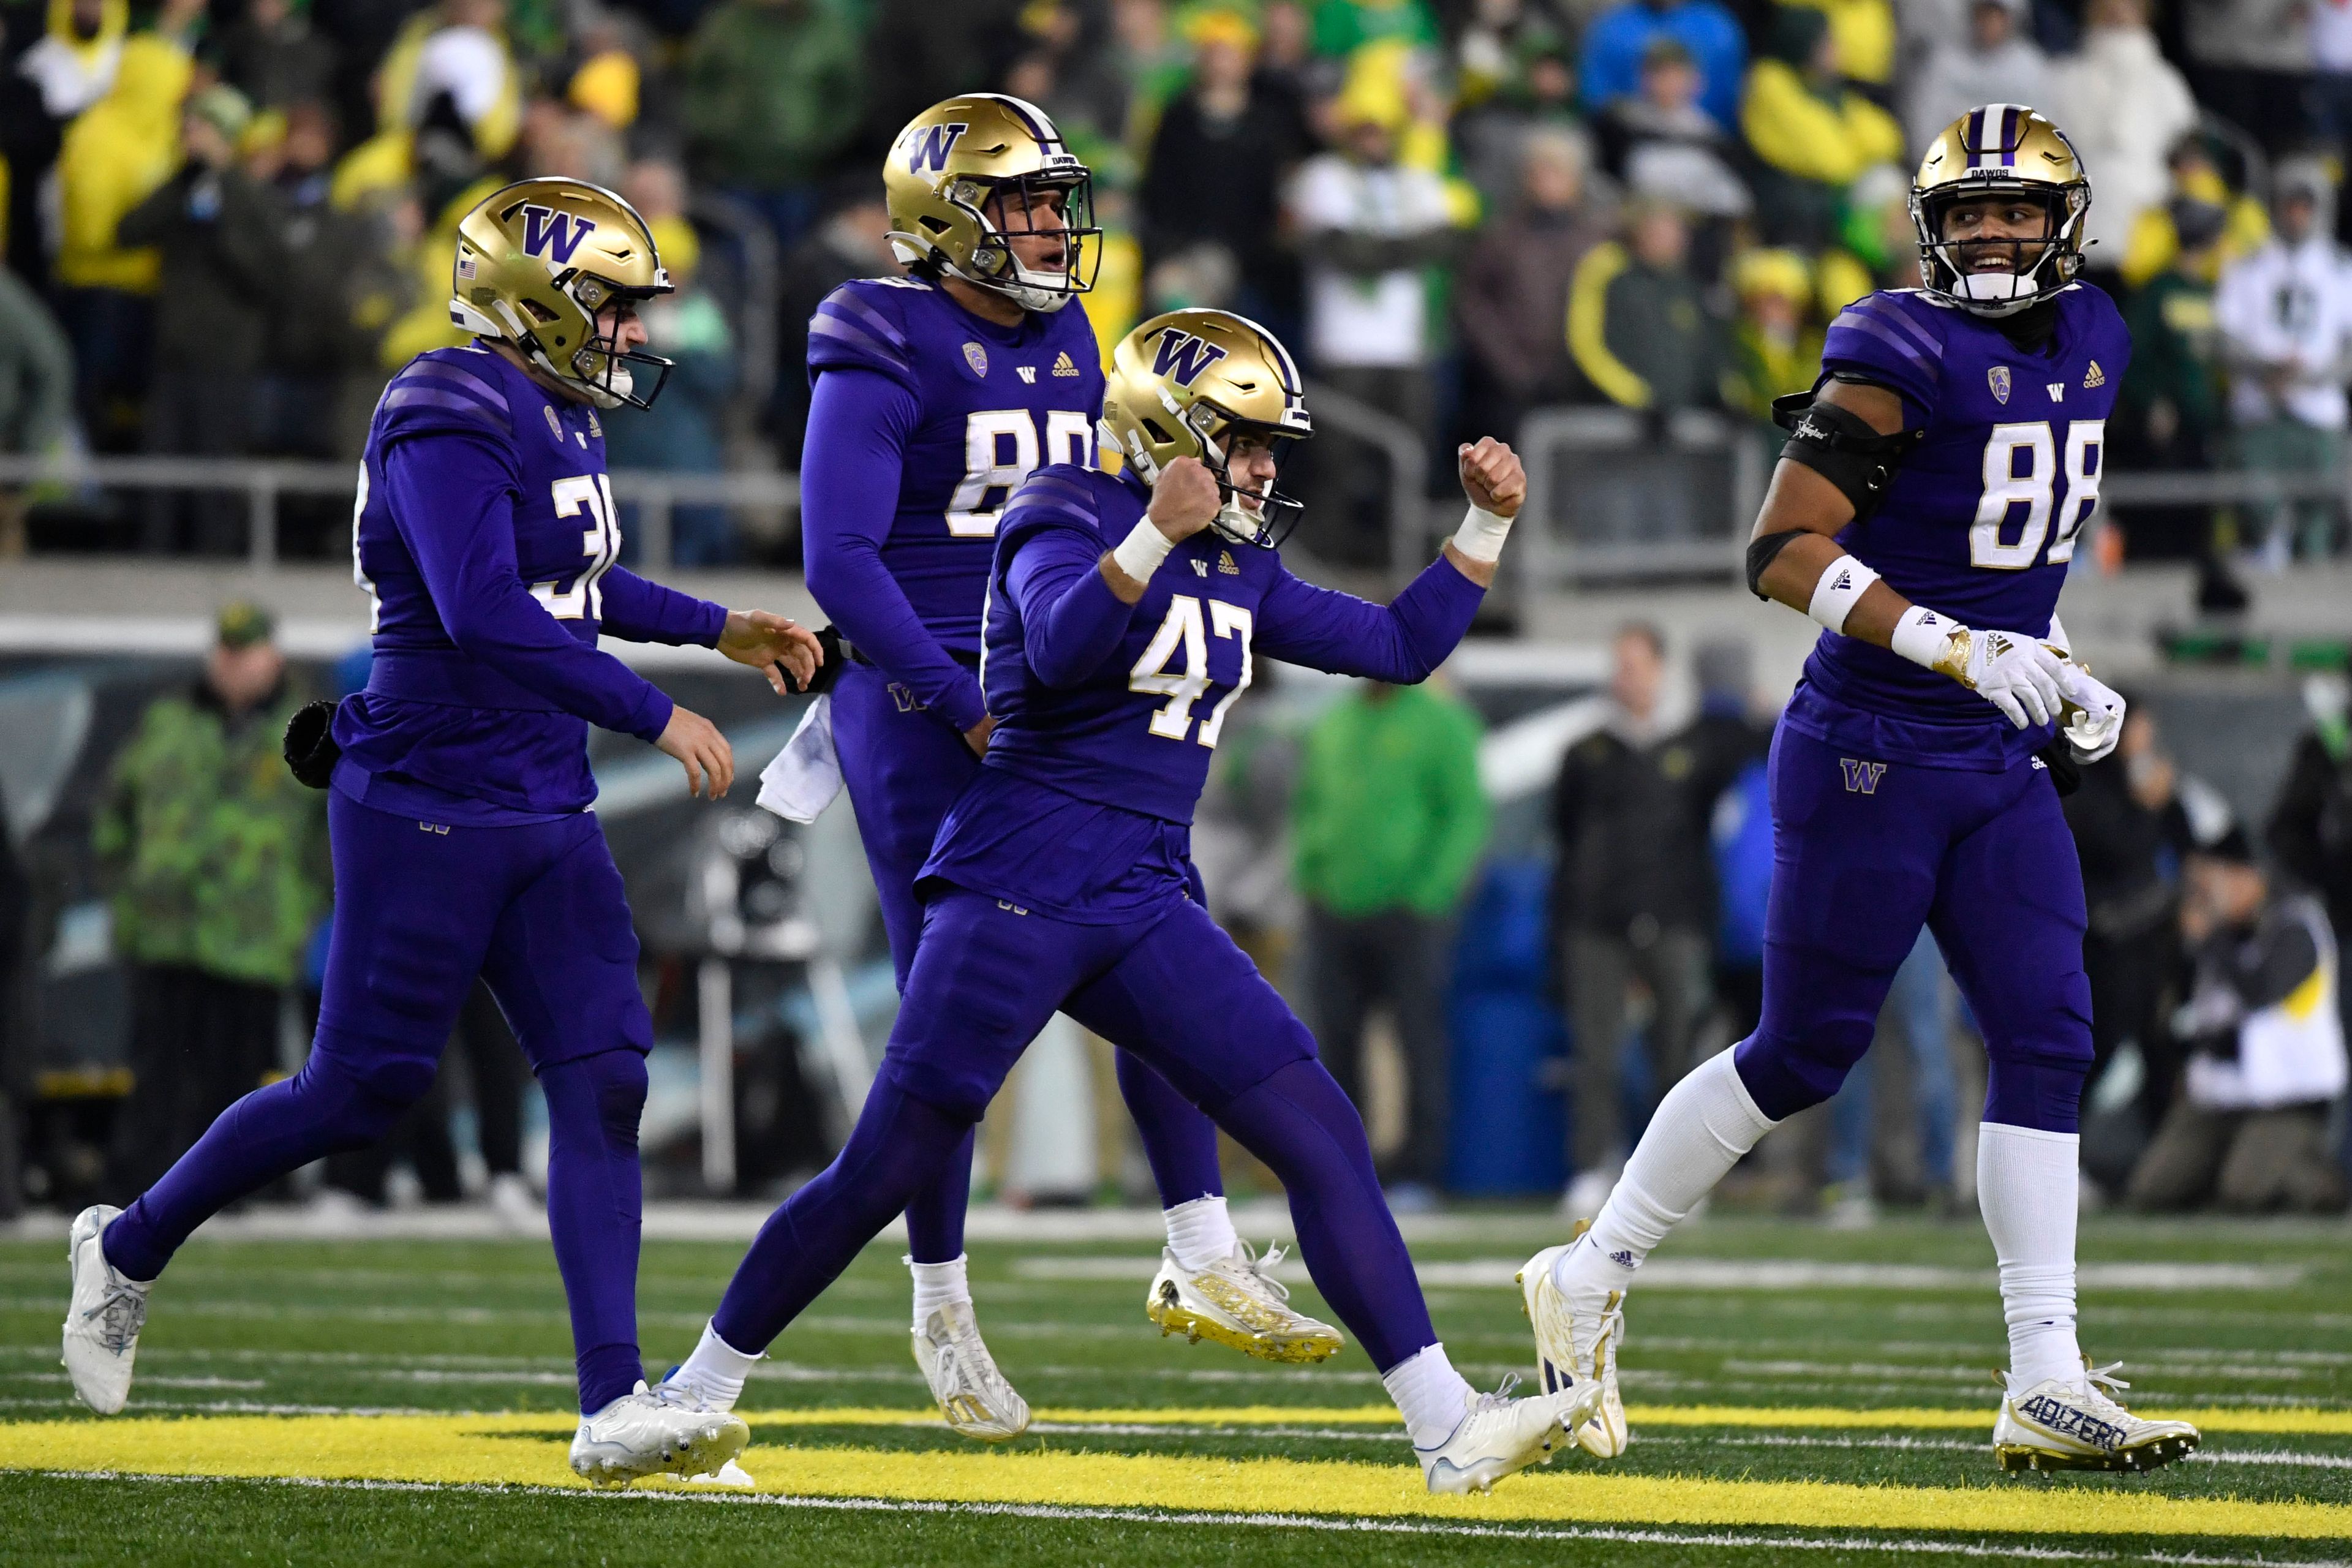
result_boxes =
[2041,614,2126,762]
[1891,607,2068,729]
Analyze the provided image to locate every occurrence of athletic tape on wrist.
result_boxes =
[1804,553,1880,633]
[1112,519,1177,584]
[1890,603,1964,673]
[1450,504,1513,564]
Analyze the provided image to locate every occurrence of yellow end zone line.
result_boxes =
[735,1403,2352,1437]
[4,1412,2350,1539]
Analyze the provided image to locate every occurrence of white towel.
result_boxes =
[756,695,842,823]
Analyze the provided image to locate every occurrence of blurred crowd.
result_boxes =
[5,0,2352,564]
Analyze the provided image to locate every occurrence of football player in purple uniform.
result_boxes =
[1520,107,2201,1474]
[668,309,1596,1493]
[755,95,1335,1442]
[62,179,821,1485]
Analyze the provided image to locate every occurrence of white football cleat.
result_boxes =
[62,1205,148,1416]
[913,1300,1030,1441]
[1417,1376,1594,1494]
[1518,1225,1627,1458]
[1994,1360,2201,1474]
[570,1379,750,1487]
[1145,1242,1343,1364]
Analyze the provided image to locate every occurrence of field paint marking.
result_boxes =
[6,1414,2350,1538]
[1637,1433,2352,1471]
[27,1471,2352,1567]
[1014,1257,2307,1292]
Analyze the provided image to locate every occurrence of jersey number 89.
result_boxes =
[947,409,1096,537]
[1972,419,2103,570]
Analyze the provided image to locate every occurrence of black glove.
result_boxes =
[798,624,846,696]
[284,698,343,788]
[2034,736,2081,798]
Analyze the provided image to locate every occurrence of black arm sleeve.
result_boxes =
[1770,391,1921,524]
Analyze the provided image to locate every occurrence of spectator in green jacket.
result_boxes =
[680,0,865,254]
[1292,677,1488,1204]
[1567,197,1724,414]
[94,601,326,1198]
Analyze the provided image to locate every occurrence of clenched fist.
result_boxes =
[1459,437,1525,519]
[1147,455,1223,543]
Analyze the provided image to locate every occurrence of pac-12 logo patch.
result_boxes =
[962,341,989,377]
[1988,365,2011,405]
[1841,758,1887,794]
[1152,328,1228,387]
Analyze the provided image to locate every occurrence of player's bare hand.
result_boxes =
[1459,437,1525,519]
[657,704,734,798]
[1148,456,1221,542]
[719,609,823,695]
[963,713,996,757]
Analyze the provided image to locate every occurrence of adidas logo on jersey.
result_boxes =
[1052,351,1080,377]
[1219,551,1239,575]
[2084,360,2106,389]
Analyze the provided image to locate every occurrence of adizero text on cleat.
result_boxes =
[1992,1361,2201,1474]
[1518,1224,1627,1459]
[1145,1242,1343,1364]
[62,1205,148,1416]
[571,1379,750,1487]
[1417,1376,1597,1495]
[914,1300,1030,1441]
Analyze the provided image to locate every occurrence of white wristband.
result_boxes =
[1804,554,1881,633]
[1110,519,1177,585]
[1450,504,1513,564]
[1890,603,1963,670]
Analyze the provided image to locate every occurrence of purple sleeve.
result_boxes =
[1256,552,1486,682]
[1003,524,1134,688]
[598,567,726,646]
[799,366,987,733]
[383,434,673,742]
[1819,293,1943,422]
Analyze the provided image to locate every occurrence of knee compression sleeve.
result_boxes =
[1213,1058,1434,1372]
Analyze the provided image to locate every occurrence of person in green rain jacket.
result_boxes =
[93,602,326,1196]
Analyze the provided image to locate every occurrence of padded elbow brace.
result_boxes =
[1770,390,1920,523]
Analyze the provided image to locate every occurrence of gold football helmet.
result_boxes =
[883,94,1099,314]
[448,177,674,409]
[1911,105,2092,318]
[1102,309,1314,548]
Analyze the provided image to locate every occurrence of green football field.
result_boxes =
[6,1210,2352,1566]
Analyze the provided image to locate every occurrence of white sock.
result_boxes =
[907,1253,971,1330]
[1381,1342,1476,1449]
[1557,1050,1776,1300]
[1163,1194,1240,1273]
[1978,1121,2085,1393]
[673,1320,761,1414]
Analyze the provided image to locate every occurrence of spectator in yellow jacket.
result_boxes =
[1779,0,1895,88]
[53,13,193,450]
[1741,6,1901,248]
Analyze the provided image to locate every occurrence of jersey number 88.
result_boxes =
[1972,418,2103,570]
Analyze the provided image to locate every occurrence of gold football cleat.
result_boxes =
[1146,1242,1343,1363]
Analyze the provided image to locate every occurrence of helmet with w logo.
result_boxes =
[883,94,1100,314]
[1101,309,1314,548]
[449,177,675,409]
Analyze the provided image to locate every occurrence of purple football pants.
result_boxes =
[829,662,1223,1259]
[104,790,654,1411]
[1732,723,2094,1133]
[710,886,1439,1373]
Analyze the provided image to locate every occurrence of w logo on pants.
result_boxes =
[1841,758,1887,794]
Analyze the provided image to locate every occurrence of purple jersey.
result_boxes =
[918,466,1484,920]
[336,345,725,824]
[804,277,1106,662]
[1793,284,2130,770]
